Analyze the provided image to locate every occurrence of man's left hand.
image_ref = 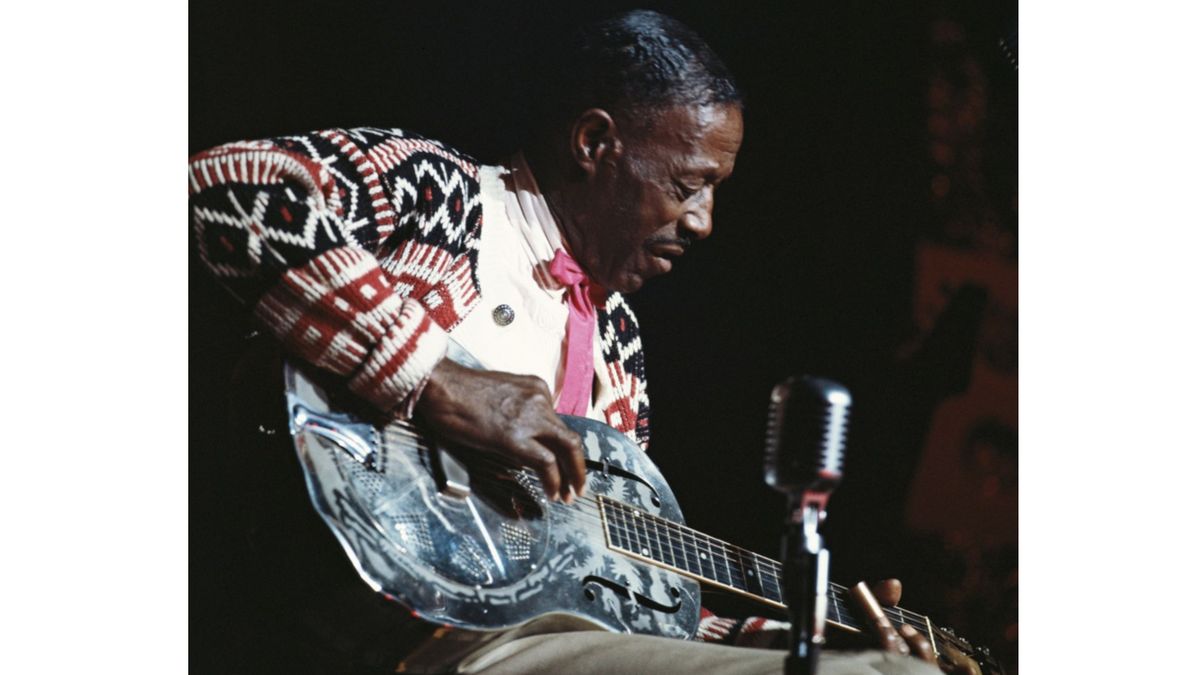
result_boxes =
[844,579,981,675]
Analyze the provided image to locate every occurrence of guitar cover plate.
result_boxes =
[282,348,701,640]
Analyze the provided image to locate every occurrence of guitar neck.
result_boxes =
[597,495,938,640]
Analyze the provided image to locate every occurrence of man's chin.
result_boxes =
[611,279,642,295]
[608,271,646,295]
[620,255,679,294]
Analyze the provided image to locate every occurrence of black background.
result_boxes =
[191,0,1017,670]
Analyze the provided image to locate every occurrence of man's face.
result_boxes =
[572,103,744,294]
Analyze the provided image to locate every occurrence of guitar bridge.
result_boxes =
[430,447,472,499]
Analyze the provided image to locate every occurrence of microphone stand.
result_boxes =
[762,374,849,675]
[782,497,829,675]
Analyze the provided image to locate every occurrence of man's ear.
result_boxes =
[570,108,623,176]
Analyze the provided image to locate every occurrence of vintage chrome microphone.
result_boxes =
[763,376,851,675]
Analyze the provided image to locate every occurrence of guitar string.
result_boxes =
[375,448,924,629]
[603,498,773,590]
[581,499,924,628]
[380,427,757,589]
[541,497,921,630]
[401,470,915,631]
[377,425,768,569]
[379,424,758,565]
[604,502,788,611]
[363,426,928,627]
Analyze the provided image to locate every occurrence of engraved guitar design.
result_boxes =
[283,344,1004,674]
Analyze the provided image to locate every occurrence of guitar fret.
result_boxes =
[707,535,731,586]
[649,515,666,563]
[668,523,691,573]
[614,502,636,555]
[630,508,650,558]
[705,533,734,586]
[720,542,746,592]
[626,509,642,556]
[703,535,720,584]
[659,520,678,568]
[623,506,639,553]
[672,516,700,569]
[608,500,663,567]
[829,586,849,627]
[669,519,700,575]
[696,530,716,581]
[756,555,784,603]
[831,592,844,626]
[695,534,713,581]
[615,505,630,551]
[623,507,639,555]
[602,498,621,548]
[606,500,625,550]
[742,550,763,596]
[623,504,641,557]
[679,525,701,577]
[716,537,735,587]
[728,547,758,596]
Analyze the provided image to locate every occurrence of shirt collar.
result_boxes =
[505,151,569,258]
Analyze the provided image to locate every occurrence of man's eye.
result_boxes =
[674,182,701,199]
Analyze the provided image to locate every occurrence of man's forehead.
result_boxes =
[643,103,739,136]
[636,103,742,162]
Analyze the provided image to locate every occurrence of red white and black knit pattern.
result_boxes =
[191,127,650,445]
[696,608,791,648]
[597,292,651,447]
[191,128,483,413]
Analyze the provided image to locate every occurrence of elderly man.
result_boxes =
[191,9,955,675]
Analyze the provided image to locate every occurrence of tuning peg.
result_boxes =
[941,626,956,637]
[978,646,990,656]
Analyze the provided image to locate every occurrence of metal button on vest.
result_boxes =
[492,304,515,326]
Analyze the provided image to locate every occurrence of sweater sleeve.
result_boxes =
[695,608,791,648]
[189,129,479,414]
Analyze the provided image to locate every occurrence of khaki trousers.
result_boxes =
[457,631,943,675]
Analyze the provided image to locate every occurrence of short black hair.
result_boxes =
[529,9,743,134]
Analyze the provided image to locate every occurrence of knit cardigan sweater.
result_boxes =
[189,127,651,449]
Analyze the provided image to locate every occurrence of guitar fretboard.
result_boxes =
[597,496,930,636]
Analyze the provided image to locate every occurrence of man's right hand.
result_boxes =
[414,358,587,503]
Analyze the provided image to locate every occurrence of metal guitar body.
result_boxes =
[283,345,700,671]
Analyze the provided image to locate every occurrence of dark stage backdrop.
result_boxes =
[191,1,1017,671]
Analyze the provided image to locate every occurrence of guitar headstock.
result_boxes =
[932,625,1006,675]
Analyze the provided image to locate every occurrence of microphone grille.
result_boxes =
[764,375,851,492]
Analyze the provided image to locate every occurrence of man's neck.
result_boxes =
[521,147,578,255]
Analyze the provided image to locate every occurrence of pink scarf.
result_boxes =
[548,249,597,415]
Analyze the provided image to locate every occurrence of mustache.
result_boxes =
[646,234,694,250]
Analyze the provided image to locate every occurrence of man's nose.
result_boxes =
[681,189,714,240]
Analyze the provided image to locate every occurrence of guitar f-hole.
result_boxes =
[581,575,683,614]
[585,459,663,508]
